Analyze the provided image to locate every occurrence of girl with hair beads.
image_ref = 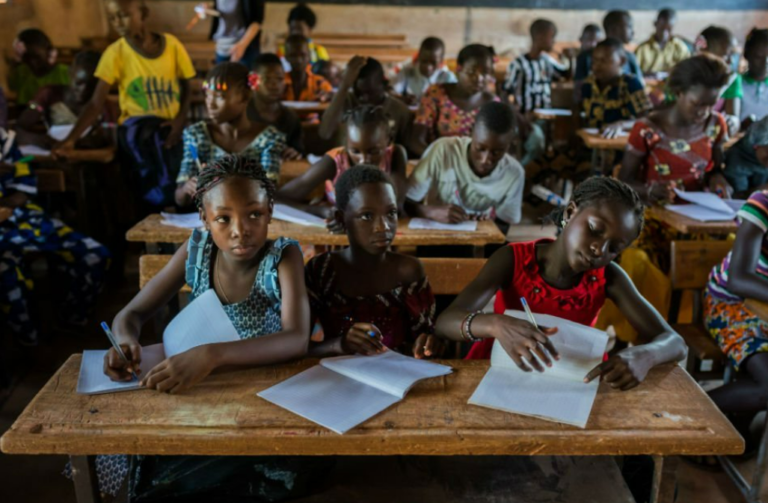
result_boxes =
[409,44,499,157]
[175,62,286,208]
[306,165,440,359]
[435,177,686,390]
[278,105,407,229]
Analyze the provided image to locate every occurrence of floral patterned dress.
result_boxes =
[414,84,499,143]
[466,240,607,360]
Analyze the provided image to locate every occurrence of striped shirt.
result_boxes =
[708,190,768,302]
[503,54,565,113]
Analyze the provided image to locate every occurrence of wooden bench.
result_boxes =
[669,240,732,376]
[139,254,486,296]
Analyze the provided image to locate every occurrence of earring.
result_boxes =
[561,218,567,228]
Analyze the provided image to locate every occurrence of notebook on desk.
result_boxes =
[666,189,745,222]
[77,289,240,394]
[468,311,608,428]
[258,351,452,434]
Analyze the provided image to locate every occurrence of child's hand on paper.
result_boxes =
[413,333,444,359]
[583,347,654,391]
[140,345,216,393]
[342,323,386,356]
[493,317,559,372]
[647,180,677,204]
[103,334,142,382]
[708,173,733,199]
[600,122,624,139]
[424,204,468,224]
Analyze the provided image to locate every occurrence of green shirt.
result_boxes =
[8,63,69,105]
[722,73,743,100]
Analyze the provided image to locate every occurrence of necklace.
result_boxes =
[215,252,232,304]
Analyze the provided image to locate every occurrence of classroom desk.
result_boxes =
[0,358,742,503]
[746,299,768,324]
[279,159,417,185]
[577,129,744,153]
[126,214,505,256]
[647,206,739,235]
[30,146,116,164]
[282,102,330,114]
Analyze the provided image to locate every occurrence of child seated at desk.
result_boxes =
[282,34,333,103]
[579,24,604,53]
[8,28,70,106]
[319,56,413,147]
[405,101,524,233]
[102,154,311,501]
[739,29,768,127]
[277,3,329,65]
[408,44,498,157]
[247,53,304,159]
[391,36,457,105]
[434,176,686,390]
[575,11,643,88]
[16,51,113,149]
[175,62,286,208]
[55,0,196,210]
[580,38,651,139]
[306,165,439,358]
[278,104,407,227]
[502,18,567,114]
[725,116,768,197]
[635,8,691,76]
[0,128,110,347]
[696,26,742,134]
[705,189,768,451]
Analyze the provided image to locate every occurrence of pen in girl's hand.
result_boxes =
[101,321,139,381]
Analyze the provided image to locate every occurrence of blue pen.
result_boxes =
[520,297,539,331]
[100,321,139,381]
[189,143,203,172]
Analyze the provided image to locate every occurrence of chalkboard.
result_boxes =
[270,0,768,10]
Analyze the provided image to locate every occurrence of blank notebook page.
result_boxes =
[163,289,240,358]
[77,343,165,395]
[257,365,400,434]
[321,351,453,398]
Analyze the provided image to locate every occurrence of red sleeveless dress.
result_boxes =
[465,240,608,359]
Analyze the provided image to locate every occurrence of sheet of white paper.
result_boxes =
[666,204,739,222]
[498,311,608,380]
[534,108,572,117]
[160,212,203,229]
[322,351,452,398]
[47,124,91,141]
[258,365,400,434]
[581,128,628,137]
[408,218,477,232]
[468,366,598,428]
[163,289,240,358]
[273,203,326,227]
[77,344,165,395]
[282,101,322,109]
[19,145,51,157]
[307,154,323,164]
[673,189,739,215]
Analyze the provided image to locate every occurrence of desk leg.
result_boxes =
[472,245,483,258]
[70,455,102,503]
[650,455,678,503]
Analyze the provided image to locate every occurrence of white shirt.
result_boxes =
[407,136,525,224]
[391,63,457,102]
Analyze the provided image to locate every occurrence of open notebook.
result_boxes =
[667,189,746,222]
[258,351,453,434]
[408,218,477,232]
[77,289,240,394]
[468,311,609,428]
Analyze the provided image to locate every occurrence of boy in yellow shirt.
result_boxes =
[56,0,195,208]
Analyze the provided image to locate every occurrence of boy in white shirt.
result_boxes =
[391,37,457,105]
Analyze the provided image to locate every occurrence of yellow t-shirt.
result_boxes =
[95,34,196,124]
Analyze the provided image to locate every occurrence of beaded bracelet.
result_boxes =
[461,311,482,342]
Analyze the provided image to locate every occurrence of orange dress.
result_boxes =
[283,65,332,102]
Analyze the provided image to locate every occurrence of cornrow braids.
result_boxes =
[194,154,275,209]
[548,176,645,235]
[335,164,394,211]
[342,104,391,135]
[203,62,251,92]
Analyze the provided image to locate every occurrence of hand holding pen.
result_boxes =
[101,321,143,382]
[341,322,386,356]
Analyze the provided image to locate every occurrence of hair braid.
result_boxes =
[194,154,275,209]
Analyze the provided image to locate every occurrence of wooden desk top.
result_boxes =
[32,147,116,164]
[746,299,768,324]
[576,129,628,151]
[0,357,742,457]
[279,159,417,185]
[282,102,330,114]
[647,206,738,235]
[126,214,506,247]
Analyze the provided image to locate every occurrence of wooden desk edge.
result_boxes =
[0,356,744,457]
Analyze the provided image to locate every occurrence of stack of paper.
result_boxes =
[77,289,240,394]
[18,145,51,157]
[582,128,629,138]
[258,351,453,434]
[160,212,203,229]
[273,203,326,227]
[667,189,745,222]
[468,311,608,428]
[408,218,478,232]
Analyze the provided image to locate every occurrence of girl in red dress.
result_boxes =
[435,177,687,390]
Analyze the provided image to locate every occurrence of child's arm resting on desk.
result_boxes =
[53,79,111,154]
[585,262,687,390]
[434,246,560,372]
[105,242,189,382]
[141,245,311,394]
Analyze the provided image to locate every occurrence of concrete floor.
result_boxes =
[0,263,765,503]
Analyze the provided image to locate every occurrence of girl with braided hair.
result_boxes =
[106,154,309,393]
[278,104,407,231]
[436,176,686,391]
[175,62,286,208]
